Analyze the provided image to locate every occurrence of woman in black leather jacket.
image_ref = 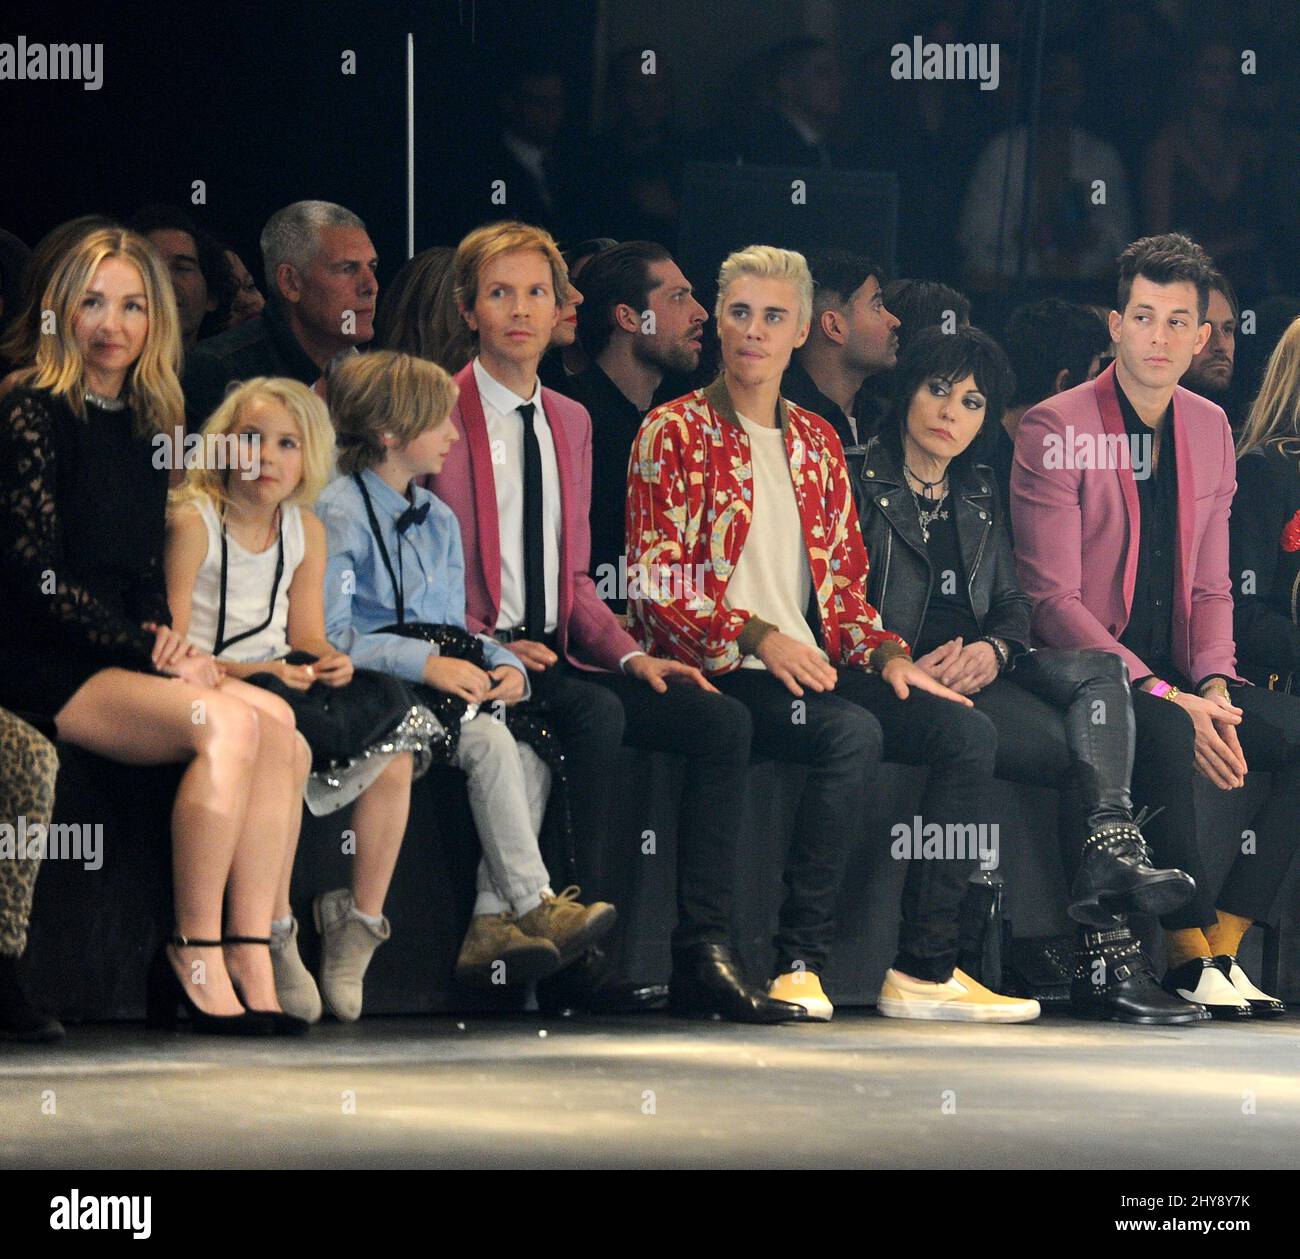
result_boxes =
[850,326,1200,1024]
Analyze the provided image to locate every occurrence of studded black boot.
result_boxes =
[1070,924,1210,1025]
[1069,808,1195,927]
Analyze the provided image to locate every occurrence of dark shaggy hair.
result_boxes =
[881,325,1014,478]
[1115,232,1214,324]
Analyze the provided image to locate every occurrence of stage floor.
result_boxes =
[3,1011,1299,1169]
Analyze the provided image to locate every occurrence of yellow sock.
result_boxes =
[1205,910,1252,959]
[1164,928,1211,969]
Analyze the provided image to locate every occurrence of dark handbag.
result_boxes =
[1000,935,1074,1009]
[245,652,421,771]
[957,870,1007,990]
[957,870,1073,1007]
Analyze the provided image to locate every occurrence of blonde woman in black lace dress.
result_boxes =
[0,227,309,1035]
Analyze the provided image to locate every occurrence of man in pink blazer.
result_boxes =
[426,221,806,1024]
[1012,233,1298,1019]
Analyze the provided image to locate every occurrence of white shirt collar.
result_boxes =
[473,356,543,417]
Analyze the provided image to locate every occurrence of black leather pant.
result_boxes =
[972,648,1136,858]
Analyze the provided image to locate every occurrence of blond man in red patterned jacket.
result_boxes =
[626,245,1041,1023]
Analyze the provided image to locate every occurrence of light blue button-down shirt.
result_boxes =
[316,467,527,688]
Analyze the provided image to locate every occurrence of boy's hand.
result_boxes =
[424,656,493,703]
[483,665,526,706]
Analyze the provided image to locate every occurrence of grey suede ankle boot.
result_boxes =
[313,889,390,1022]
[269,917,323,1024]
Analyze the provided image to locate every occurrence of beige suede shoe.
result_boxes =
[514,886,617,968]
[454,913,562,987]
[313,889,391,1022]
[268,916,323,1024]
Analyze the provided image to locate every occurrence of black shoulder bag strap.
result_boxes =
[353,472,406,625]
[214,504,285,656]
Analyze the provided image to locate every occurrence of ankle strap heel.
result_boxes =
[146,937,276,1037]
[221,936,310,1037]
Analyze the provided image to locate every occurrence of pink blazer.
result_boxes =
[1010,362,1240,684]
[426,361,640,673]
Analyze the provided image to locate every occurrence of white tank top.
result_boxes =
[185,496,306,662]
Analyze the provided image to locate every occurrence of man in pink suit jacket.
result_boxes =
[425,221,806,1024]
[1011,232,1298,1018]
[432,358,638,673]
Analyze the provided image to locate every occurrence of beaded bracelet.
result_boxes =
[979,636,1010,673]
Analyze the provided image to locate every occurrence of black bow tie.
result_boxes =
[395,501,430,534]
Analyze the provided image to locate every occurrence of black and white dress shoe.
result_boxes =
[1214,955,1286,1018]
[1161,956,1253,1019]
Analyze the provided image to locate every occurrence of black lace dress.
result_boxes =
[0,386,170,737]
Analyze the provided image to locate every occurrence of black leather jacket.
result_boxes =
[848,436,1032,655]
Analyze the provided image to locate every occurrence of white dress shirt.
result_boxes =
[473,357,563,633]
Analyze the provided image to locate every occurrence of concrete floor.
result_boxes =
[3,1011,1300,1169]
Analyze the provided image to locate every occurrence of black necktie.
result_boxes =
[395,501,430,534]
[518,402,546,638]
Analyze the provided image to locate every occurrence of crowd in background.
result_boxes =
[3,0,1300,1044]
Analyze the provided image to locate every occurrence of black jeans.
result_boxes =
[713,667,876,976]
[534,662,753,950]
[717,666,997,982]
[971,648,1137,870]
[1130,679,1300,929]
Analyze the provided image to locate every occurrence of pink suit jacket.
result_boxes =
[426,361,640,673]
[1010,361,1241,685]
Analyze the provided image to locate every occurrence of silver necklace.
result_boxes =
[904,464,949,545]
[84,387,126,412]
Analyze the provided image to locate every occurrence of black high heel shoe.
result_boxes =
[223,935,310,1036]
[145,936,277,1036]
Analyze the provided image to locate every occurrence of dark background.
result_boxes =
[3,0,1298,322]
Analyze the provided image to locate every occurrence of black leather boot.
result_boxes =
[1070,925,1210,1025]
[0,953,65,1043]
[669,943,807,1023]
[1069,809,1195,927]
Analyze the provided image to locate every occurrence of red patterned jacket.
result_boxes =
[625,375,909,676]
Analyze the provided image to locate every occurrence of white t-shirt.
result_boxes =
[724,414,826,670]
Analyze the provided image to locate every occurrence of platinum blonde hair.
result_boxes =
[715,244,813,327]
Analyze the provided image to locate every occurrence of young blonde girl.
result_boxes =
[166,377,433,1021]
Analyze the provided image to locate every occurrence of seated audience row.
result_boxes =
[2,204,1299,1041]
